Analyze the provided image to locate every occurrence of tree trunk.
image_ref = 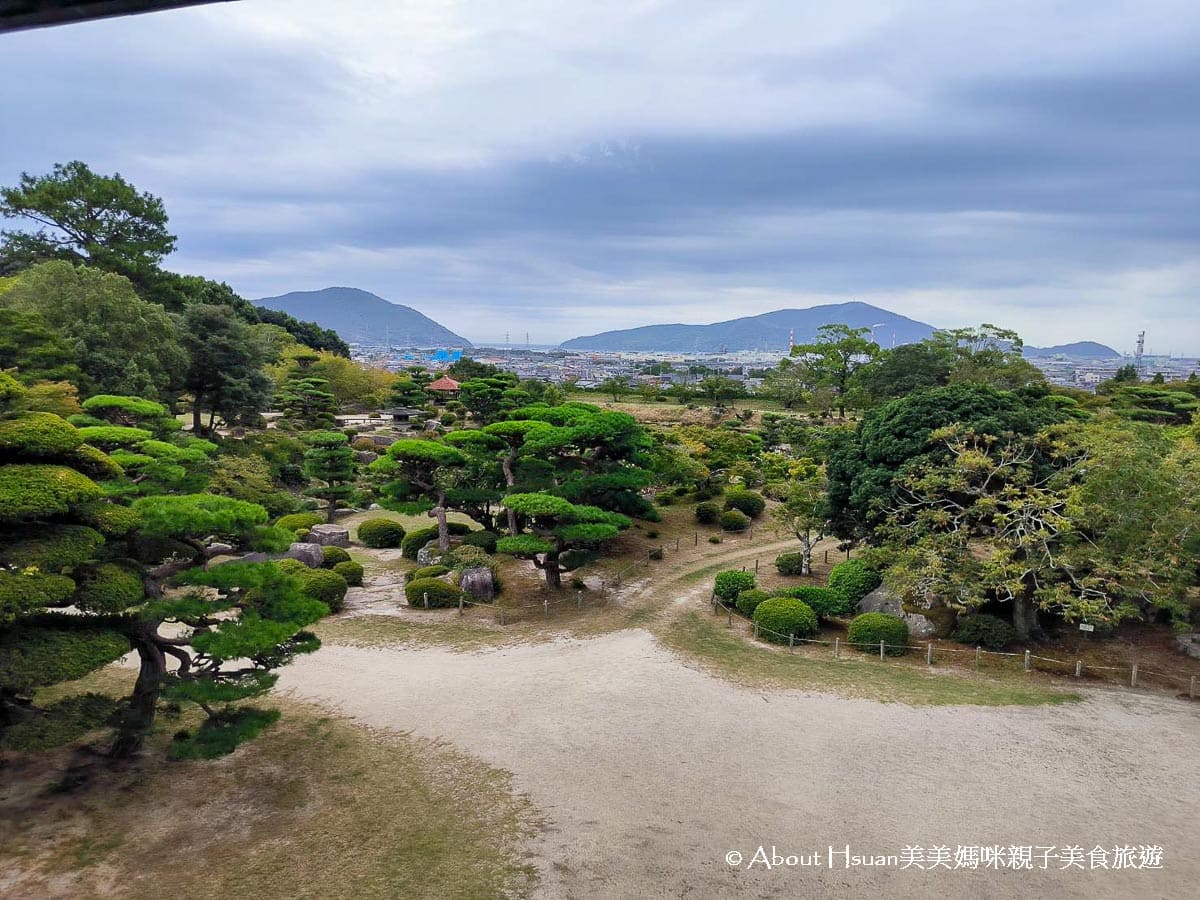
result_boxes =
[192,398,203,435]
[542,555,562,589]
[432,496,450,552]
[502,451,519,536]
[1011,593,1039,642]
[110,626,167,758]
[325,493,337,523]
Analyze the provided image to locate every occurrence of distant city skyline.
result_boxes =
[2,1,1197,353]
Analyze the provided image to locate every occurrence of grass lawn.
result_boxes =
[661,611,1080,707]
[0,667,538,899]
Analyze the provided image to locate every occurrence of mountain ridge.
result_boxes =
[255,287,471,348]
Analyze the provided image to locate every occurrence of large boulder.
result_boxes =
[416,543,443,567]
[308,524,351,547]
[286,542,325,568]
[458,567,495,602]
[1177,634,1200,660]
[858,585,939,639]
[355,450,378,464]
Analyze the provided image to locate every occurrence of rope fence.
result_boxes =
[709,596,1199,701]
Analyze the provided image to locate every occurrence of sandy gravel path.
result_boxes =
[278,630,1200,899]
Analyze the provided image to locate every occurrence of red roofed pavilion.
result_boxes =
[426,375,461,399]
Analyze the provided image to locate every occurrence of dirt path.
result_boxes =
[280,534,1200,900]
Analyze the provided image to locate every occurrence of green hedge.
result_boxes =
[752,597,818,643]
[357,517,407,549]
[719,509,750,532]
[735,588,771,617]
[405,577,465,609]
[331,560,364,587]
[774,551,808,576]
[694,501,721,524]
[74,562,144,613]
[321,546,352,567]
[713,570,755,602]
[461,530,499,553]
[275,512,323,534]
[410,564,450,581]
[828,559,883,605]
[772,585,853,619]
[952,614,1017,650]
[723,490,766,518]
[275,558,309,576]
[297,568,349,613]
[847,612,909,656]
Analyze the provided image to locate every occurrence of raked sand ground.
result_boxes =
[277,629,1200,899]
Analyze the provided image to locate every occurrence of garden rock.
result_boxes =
[1177,634,1200,660]
[286,542,325,568]
[459,567,495,602]
[859,585,937,639]
[355,450,378,463]
[308,524,351,547]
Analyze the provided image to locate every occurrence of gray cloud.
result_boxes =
[0,1,1196,351]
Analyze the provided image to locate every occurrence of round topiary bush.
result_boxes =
[828,559,883,605]
[774,551,808,576]
[321,546,352,567]
[352,437,379,451]
[332,560,364,587]
[772,585,853,619]
[405,577,465,609]
[694,501,721,524]
[723,490,766,518]
[297,568,349,613]
[847,612,909,656]
[952,614,1017,650]
[410,564,449,581]
[719,509,750,532]
[735,588,771,617]
[461,530,499,553]
[752,597,818,643]
[275,558,309,576]
[714,569,756,602]
[446,544,495,572]
[275,512,323,535]
[357,517,407,549]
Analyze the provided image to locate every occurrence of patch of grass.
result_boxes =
[661,612,1078,707]
[0,702,539,899]
[0,693,121,751]
[313,615,512,650]
[168,707,281,760]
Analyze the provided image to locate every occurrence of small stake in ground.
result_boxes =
[926,642,932,665]
[1191,676,1196,700]
[1075,660,1082,678]
[834,637,840,659]
[880,639,885,661]
[753,622,759,640]
[458,593,464,615]
[1024,650,1031,672]
[789,634,794,651]
[1131,663,1138,688]
[975,646,981,671]
[423,592,429,610]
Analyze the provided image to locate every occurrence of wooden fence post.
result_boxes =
[755,558,759,574]
[789,634,794,652]
[834,637,840,659]
[458,593,464,615]
[975,646,981,671]
[926,642,932,665]
[675,537,680,552]
[1023,650,1030,672]
[753,622,759,640]
[577,592,583,610]
[1075,661,1082,678]
[543,597,549,618]
[423,592,429,610]
[1191,675,1196,700]
[1130,663,1138,688]
[694,531,698,547]
[879,639,885,661]
[498,607,505,625]
[727,606,733,627]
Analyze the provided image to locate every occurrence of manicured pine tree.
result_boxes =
[302,431,357,523]
[497,493,630,589]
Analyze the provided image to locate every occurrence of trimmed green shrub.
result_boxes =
[708,535,722,544]
[405,577,465,609]
[321,546,352,567]
[275,558,309,576]
[275,511,323,534]
[775,551,808,576]
[828,559,883,605]
[445,544,494,572]
[694,501,721,524]
[400,522,471,559]
[297,568,349,613]
[952,614,1017,650]
[719,509,750,532]
[0,412,83,457]
[752,597,818,643]
[735,588,771,617]
[410,564,450,581]
[772,585,852,619]
[74,425,153,448]
[357,517,407,549]
[714,569,756,602]
[847,612,909,656]
[0,524,104,572]
[352,437,379,451]
[723,490,766,518]
[332,560,364,587]
[74,563,144,613]
[462,530,499,553]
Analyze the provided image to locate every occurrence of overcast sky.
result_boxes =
[2,1,1197,351]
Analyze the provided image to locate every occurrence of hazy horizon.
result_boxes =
[2,1,1197,354]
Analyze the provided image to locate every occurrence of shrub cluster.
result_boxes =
[713,569,756,602]
[719,509,750,532]
[410,564,450,581]
[735,588,771,617]
[847,612,909,656]
[952,614,1017,650]
[752,597,818,643]
[772,585,852,619]
[774,551,808,576]
[461,530,499,553]
[296,568,349,613]
[694,501,721,524]
[400,522,471,559]
[275,558,309,575]
[828,559,883,605]
[321,546,352,567]
[723,490,765,518]
[275,512,323,535]
[332,560,364,587]
[357,517,407,548]
[405,577,465,609]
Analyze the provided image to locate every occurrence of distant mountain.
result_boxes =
[255,287,471,348]
[559,302,935,352]
[1023,341,1122,359]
